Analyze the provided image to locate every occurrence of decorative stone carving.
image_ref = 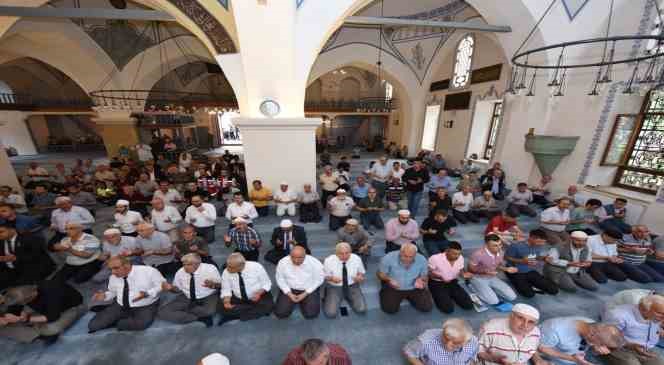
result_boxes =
[166,0,236,54]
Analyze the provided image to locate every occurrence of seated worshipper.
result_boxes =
[327,189,355,231]
[175,225,216,266]
[153,180,184,208]
[427,169,453,201]
[429,187,452,217]
[149,197,182,243]
[467,234,518,306]
[478,303,544,365]
[298,183,321,223]
[537,317,625,365]
[219,253,273,325]
[600,294,664,365]
[350,176,370,204]
[506,183,537,217]
[159,253,221,327]
[452,185,479,224]
[386,177,407,211]
[588,229,627,283]
[28,183,57,217]
[134,173,158,199]
[428,242,474,314]
[185,195,217,244]
[0,204,40,235]
[420,210,457,256]
[136,223,179,277]
[248,180,272,217]
[48,196,95,248]
[539,197,573,247]
[322,242,367,318]
[618,225,664,283]
[113,200,143,236]
[484,210,523,244]
[94,181,116,205]
[389,161,405,182]
[66,184,97,213]
[94,165,117,183]
[274,182,298,217]
[319,165,340,205]
[480,168,506,200]
[647,235,664,275]
[93,228,141,276]
[377,243,433,314]
[403,318,479,365]
[25,162,50,184]
[282,338,352,365]
[504,229,559,298]
[0,223,54,290]
[116,184,149,217]
[225,192,258,227]
[599,197,632,234]
[52,222,102,283]
[385,209,420,253]
[472,190,501,220]
[0,280,85,344]
[357,187,385,231]
[530,175,553,208]
[224,218,261,262]
[88,256,165,332]
[184,182,209,205]
[543,231,598,293]
[265,219,309,265]
[274,246,324,319]
[337,219,371,264]
[567,198,604,235]
[0,186,27,214]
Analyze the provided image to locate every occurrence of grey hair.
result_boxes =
[335,242,351,253]
[587,323,626,350]
[65,221,83,229]
[400,242,417,254]
[226,252,246,268]
[442,318,473,343]
[181,253,201,265]
[300,338,329,362]
[640,294,664,311]
[137,222,154,230]
[55,196,72,204]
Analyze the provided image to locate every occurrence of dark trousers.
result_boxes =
[88,301,159,332]
[385,241,401,254]
[274,289,320,319]
[256,206,269,217]
[360,211,384,230]
[0,265,55,290]
[619,263,664,283]
[452,209,479,224]
[428,279,473,314]
[423,239,451,257]
[195,226,216,244]
[506,271,559,298]
[154,261,181,277]
[321,190,336,206]
[507,204,538,217]
[235,249,259,262]
[55,260,102,284]
[589,262,627,283]
[599,218,632,234]
[533,194,551,207]
[299,202,321,223]
[379,283,432,314]
[220,292,274,321]
[329,215,350,231]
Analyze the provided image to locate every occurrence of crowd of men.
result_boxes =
[0,146,663,365]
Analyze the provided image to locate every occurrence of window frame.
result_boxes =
[450,33,476,90]
[421,104,442,151]
[482,101,503,160]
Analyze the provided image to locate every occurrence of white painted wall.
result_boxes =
[0,111,37,155]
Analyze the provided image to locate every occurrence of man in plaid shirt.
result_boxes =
[403,318,479,364]
[224,217,261,262]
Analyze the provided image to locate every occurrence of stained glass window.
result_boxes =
[483,102,503,160]
[451,34,475,89]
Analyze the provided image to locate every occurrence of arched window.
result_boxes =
[451,34,475,89]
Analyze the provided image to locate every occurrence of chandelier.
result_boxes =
[508,0,664,97]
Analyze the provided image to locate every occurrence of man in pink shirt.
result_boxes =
[384,210,420,253]
[468,234,518,306]
[428,241,474,313]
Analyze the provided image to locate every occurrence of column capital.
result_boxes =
[233,117,322,131]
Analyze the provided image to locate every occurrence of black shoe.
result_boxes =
[41,334,59,346]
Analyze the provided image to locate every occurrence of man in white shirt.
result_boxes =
[159,253,221,327]
[185,194,217,244]
[153,181,184,208]
[149,197,182,243]
[219,253,274,325]
[452,185,479,224]
[51,221,102,284]
[274,182,298,217]
[327,189,355,231]
[25,162,50,182]
[48,196,95,248]
[506,183,537,217]
[225,192,259,227]
[540,197,572,246]
[113,200,143,236]
[135,143,153,162]
[92,228,142,284]
[88,256,165,332]
[274,246,325,319]
[323,242,367,318]
[588,229,627,284]
[369,156,391,199]
[0,186,27,214]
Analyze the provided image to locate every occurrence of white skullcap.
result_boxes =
[398,209,411,216]
[346,218,359,225]
[512,303,540,320]
[336,189,346,193]
[115,199,130,206]
[280,181,288,185]
[570,231,589,239]
[201,353,230,365]
[233,217,247,224]
[104,228,121,236]
[280,219,293,228]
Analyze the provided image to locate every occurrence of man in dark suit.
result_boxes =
[265,219,309,264]
[0,223,55,290]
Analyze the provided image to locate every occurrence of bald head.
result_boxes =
[290,246,306,266]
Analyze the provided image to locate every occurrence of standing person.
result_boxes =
[504,229,559,298]
[224,218,261,262]
[588,229,627,283]
[113,200,143,237]
[327,189,355,231]
[452,185,479,224]
[149,197,182,243]
[403,160,430,217]
[377,243,432,314]
[274,182,298,217]
[218,253,274,325]
[369,156,391,200]
[282,338,352,365]
[225,192,259,227]
[384,210,420,253]
[322,242,367,318]
[248,180,272,217]
[298,183,321,223]
[403,319,479,365]
[427,242,474,314]
[51,222,102,284]
[274,246,325,319]
[543,231,598,292]
[357,187,384,231]
[540,197,572,246]
[420,210,456,256]
[185,195,217,244]
[506,183,537,217]
[319,165,339,206]
[386,177,406,211]
[467,234,518,306]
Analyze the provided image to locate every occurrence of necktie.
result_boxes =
[238,272,249,302]
[284,231,290,254]
[342,262,350,299]
[189,273,197,302]
[122,277,130,309]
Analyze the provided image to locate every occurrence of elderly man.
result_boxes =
[567,184,586,208]
[0,223,54,290]
[219,253,273,324]
[298,183,321,223]
[357,187,384,231]
[319,165,340,205]
[385,210,420,253]
[404,318,479,365]
[185,194,217,244]
[49,196,95,248]
[403,160,430,217]
[452,185,479,224]
[136,223,179,276]
[473,190,501,220]
[323,242,367,318]
[619,225,664,283]
[337,218,371,264]
[175,225,215,266]
[224,217,261,262]
[543,231,598,292]
[588,229,627,283]
[428,242,473,314]
[88,256,165,332]
[52,222,102,283]
[540,197,572,246]
[113,200,143,237]
[506,182,536,217]
[248,179,273,217]
[274,182,298,217]
[265,219,309,264]
[92,228,142,283]
[377,243,432,314]
[225,192,258,226]
[600,294,664,365]
[153,181,183,208]
[478,303,544,365]
[282,338,352,365]
[504,229,559,298]
[421,210,457,256]
[274,246,325,319]
[159,253,221,327]
[468,234,518,306]
[369,156,392,200]
[327,189,355,231]
[537,317,625,365]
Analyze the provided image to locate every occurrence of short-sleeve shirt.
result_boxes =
[469,247,504,276]
[249,187,272,208]
[485,215,516,235]
[136,231,174,266]
[102,236,138,256]
[540,317,594,365]
[61,233,101,266]
[587,234,617,262]
[505,243,544,273]
[379,251,427,290]
[648,236,664,264]
[421,217,455,242]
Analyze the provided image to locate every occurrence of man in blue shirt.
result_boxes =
[505,229,559,298]
[377,243,432,314]
[0,203,40,234]
[350,176,370,204]
[427,169,453,201]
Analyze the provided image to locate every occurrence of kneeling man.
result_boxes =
[219,253,274,325]
[377,243,432,314]
[323,242,367,318]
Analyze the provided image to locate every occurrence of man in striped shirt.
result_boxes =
[403,318,479,364]
[224,218,261,262]
[618,225,664,283]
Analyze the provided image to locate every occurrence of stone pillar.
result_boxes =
[234,118,321,192]
[0,149,23,194]
[91,110,139,158]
